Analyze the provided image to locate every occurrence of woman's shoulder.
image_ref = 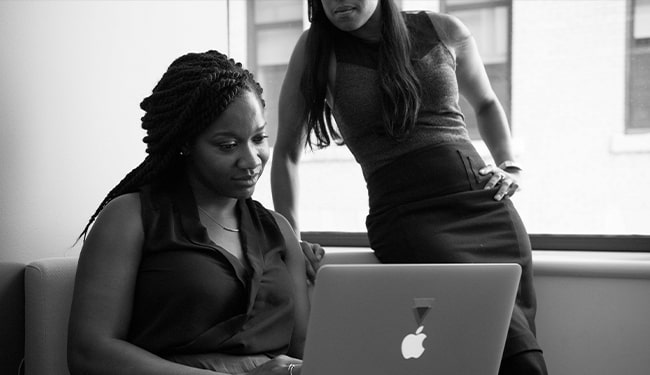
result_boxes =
[247,200,291,230]
[81,193,144,260]
[291,28,310,56]
[421,11,472,48]
[247,200,300,251]
[100,193,142,219]
[90,193,142,236]
[268,209,295,236]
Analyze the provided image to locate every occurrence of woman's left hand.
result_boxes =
[479,165,521,201]
[300,241,325,285]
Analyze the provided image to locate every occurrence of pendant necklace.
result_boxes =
[198,206,240,233]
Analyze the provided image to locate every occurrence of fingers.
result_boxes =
[300,241,324,283]
[287,362,302,375]
[494,179,518,200]
[479,165,520,201]
[480,165,504,190]
[267,356,302,375]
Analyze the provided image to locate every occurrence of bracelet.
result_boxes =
[497,160,523,172]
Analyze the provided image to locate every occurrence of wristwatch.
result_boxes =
[498,160,523,172]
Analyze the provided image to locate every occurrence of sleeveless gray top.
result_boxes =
[332,11,471,178]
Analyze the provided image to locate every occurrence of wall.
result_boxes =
[0,1,234,263]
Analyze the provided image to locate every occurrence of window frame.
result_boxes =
[626,0,650,133]
[246,1,304,74]
[440,0,513,140]
[302,232,650,252]
[247,0,305,146]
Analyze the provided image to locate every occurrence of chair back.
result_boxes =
[24,257,78,375]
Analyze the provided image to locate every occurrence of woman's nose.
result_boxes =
[237,143,262,170]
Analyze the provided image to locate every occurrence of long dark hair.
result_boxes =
[302,0,421,147]
[77,50,264,241]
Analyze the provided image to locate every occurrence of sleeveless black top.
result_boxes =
[127,177,295,358]
[332,11,471,178]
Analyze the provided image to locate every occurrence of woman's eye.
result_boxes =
[253,134,269,144]
[218,142,237,151]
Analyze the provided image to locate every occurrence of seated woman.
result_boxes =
[68,50,309,375]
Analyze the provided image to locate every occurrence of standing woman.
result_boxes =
[69,51,308,375]
[271,0,547,373]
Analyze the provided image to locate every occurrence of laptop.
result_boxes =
[301,263,521,375]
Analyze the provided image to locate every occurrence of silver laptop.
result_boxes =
[301,263,521,375]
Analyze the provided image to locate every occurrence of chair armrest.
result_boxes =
[24,257,78,375]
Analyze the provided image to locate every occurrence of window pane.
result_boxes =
[630,0,650,131]
[452,6,509,64]
[254,0,303,24]
[256,27,302,66]
[634,0,650,39]
[629,49,650,131]
[249,0,305,151]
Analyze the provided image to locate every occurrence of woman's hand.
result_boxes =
[300,241,325,284]
[248,355,302,375]
[479,165,521,201]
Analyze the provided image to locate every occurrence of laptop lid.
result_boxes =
[301,263,521,375]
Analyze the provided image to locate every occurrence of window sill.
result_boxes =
[320,247,650,279]
[610,132,650,154]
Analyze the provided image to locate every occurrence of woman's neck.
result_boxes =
[349,2,382,43]
[187,175,238,217]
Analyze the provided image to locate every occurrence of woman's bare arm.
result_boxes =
[271,30,310,234]
[67,193,217,375]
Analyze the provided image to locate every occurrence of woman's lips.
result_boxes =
[233,174,260,186]
[334,5,355,15]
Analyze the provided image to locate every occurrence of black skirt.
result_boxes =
[365,141,541,358]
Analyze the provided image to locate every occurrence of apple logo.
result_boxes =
[401,325,427,359]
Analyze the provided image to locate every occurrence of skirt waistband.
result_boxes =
[367,141,488,213]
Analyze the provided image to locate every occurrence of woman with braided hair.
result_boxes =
[68,50,308,375]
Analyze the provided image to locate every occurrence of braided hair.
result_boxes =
[78,50,264,242]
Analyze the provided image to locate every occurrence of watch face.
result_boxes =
[499,161,522,171]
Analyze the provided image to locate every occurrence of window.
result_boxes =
[628,0,650,132]
[245,0,650,240]
[440,0,512,140]
[248,0,305,146]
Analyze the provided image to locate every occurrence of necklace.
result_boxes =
[198,206,240,233]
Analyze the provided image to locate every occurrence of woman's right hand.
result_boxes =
[248,355,302,375]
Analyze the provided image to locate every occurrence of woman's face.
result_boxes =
[185,90,269,200]
[320,0,380,32]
